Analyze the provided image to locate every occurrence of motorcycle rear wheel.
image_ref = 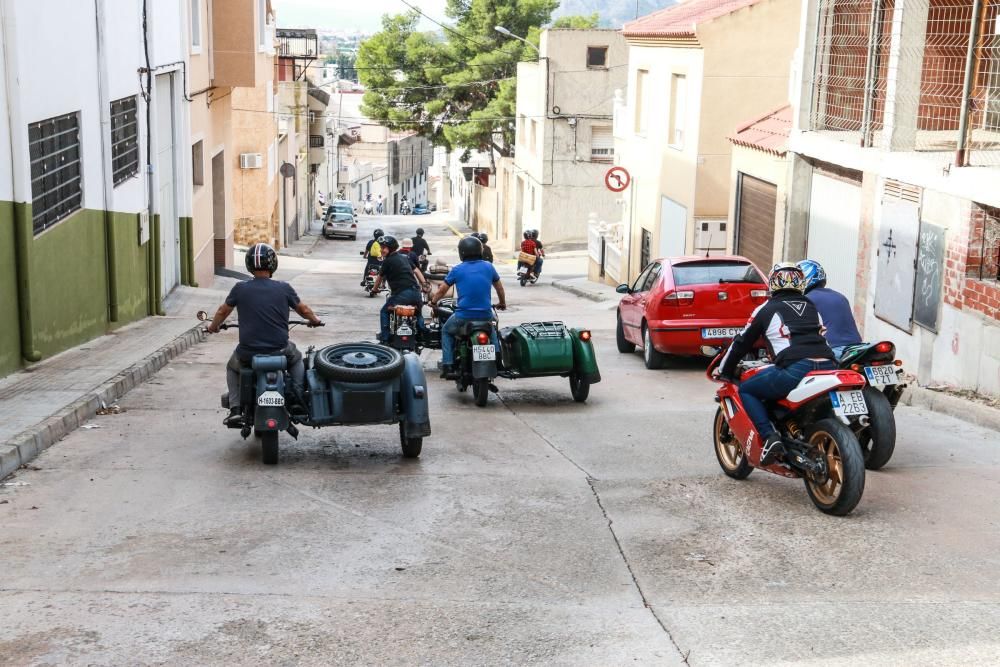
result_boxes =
[713,408,752,479]
[473,378,490,406]
[859,386,896,470]
[803,418,865,516]
[260,431,278,465]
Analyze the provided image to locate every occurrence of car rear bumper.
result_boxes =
[648,319,748,355]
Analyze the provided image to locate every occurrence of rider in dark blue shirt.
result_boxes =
[798,259,862,358]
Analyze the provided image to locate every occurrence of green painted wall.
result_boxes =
[26,206,110,357]
[0,201,21,376]
[111,211,150,326]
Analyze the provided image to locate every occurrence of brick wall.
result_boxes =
[947,203,1000,318]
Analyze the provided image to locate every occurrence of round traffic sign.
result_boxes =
[605,166,630,192]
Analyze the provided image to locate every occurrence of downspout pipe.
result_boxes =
[955,0,984,167]
[95,0,119,322]
[1,3,41,362]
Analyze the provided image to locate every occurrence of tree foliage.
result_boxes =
[357,0,560,160]
[551,13,600,29]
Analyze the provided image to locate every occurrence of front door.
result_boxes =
[620,262,654,342]
[155,73,179,296]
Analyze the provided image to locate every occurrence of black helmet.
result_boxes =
[474,232,489,244]
[523,230,531,239]
[415,228,425,237]
[373,228,384,239]
[458,236,483,261]
[529,229,539,240]
[245,243,278,275]
[379,235,399,253]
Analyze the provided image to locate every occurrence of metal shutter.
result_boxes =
[590,126,613,163]
[736,174,777,271]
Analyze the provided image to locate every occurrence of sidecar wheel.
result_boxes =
[713,408,752,479]
[569,373,590,403]
[399,422,423,458]
[804,419,865,516]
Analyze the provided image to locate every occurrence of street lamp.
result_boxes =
[494,25,539,54]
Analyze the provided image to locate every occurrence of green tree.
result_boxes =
[551,13,600,29]
[357,0,559,163]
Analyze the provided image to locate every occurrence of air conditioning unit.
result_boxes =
[240,153,263,169]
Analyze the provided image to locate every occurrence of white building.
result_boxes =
[513,29,628,242]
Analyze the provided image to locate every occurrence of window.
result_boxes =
[587,46,608,69]
[642,263,662,291]
[634,69,648,135]
[631,263,653,292]
[530,186,535,211]
[267,140,276,183]
[192,140,204,186]
[530,119,538,154]
[110,97,139,186]
[29,112,82,234]
[669,74,687,148]
[590,125,613,163]
[672,260,764,286]
[517,115,525,144]
[257,0,268,50]
[190,0,201,51]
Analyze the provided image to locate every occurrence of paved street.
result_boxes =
[1,216,999,665]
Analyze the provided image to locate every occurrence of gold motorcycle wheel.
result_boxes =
[713,408,752,480]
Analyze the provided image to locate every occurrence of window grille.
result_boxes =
[111,96,139,185]
[969,204,1000,281]
[883,179,921,203]
[29,112,82,235]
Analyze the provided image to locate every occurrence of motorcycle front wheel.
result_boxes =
[713,408,752,479]
[803,418,865,516]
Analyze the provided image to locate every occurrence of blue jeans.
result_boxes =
[441,315,499,366]
[831,345,848,360]
[534,257,544,275]
[739,359,837,438]
[380,289,424,342]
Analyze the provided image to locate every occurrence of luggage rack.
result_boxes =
[519,321,568,339]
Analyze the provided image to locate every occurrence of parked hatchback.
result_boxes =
[616,256,767,369]
[323,211,357,240]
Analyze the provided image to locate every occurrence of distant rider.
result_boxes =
[373,235,429,343]
[360,228,384,286]
[411,227,431,258]
[474,233,494,263]
[798,259,862,359]
[717,263,836,465]
[531,230,545,276]
[205,243,323,427]
[518,231,538,278]
[429,236,506,379]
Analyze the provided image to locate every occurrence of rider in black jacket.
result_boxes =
[718,263,836,465]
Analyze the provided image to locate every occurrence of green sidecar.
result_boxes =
[497,321,601,402]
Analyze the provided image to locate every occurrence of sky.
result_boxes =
[272,0,449,33]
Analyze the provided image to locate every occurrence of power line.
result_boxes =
[396,0,494,50]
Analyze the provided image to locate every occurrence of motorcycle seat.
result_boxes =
[392,305,417,317]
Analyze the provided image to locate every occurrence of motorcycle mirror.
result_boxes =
[700,345,721,357]
[196,310,209,321]
[615,284,630,294]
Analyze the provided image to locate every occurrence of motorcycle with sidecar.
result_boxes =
[422,299,600,406]
[199,312,431,464]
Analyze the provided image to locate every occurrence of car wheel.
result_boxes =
[616,313,635,353]
[642,325,667,370]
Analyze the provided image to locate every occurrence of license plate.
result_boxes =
[397,325,413,336]
[702,327,741,339]
[472,344,496,361]
[517,266,528,275]
[830,390,868,417]
[864,366,899,386]
[257,391,285,407]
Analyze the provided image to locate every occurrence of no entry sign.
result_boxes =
[605,166,631,192]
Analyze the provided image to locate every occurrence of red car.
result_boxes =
[616,256,768,369]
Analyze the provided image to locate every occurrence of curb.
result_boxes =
[902,385,1000,433]
[0,324,208,480]
[551,279,612,303]
[280,234,321,258]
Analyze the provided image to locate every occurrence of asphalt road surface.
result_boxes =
[2,215,999,665]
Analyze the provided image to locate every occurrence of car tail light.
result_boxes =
[579,330,592,341]
[662,290,695,306]
[476,332,490,344]
[750,289,768,303]
[875,342,894,354]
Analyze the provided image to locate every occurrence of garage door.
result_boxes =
[736,174,777,271]
[807,172,862,305]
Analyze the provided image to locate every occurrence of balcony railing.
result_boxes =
[276,28,318,58]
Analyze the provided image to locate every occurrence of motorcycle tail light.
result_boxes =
[875,342,894,354]
[850,364,861,372]
[579,330,592,341]
[662,290,695,306]
[266,419,277,429]
[870,361,884,366]
[476,332,490,344]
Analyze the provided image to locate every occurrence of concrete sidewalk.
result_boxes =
[0,278,238,480]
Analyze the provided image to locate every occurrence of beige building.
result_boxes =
[513,29,628,243]
[610,0,800,282]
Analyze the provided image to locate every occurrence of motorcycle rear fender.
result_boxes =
[472,358,497,379]
[399,353,432,438]
[780,370,866,410]
[254,404,289,431]
[569,328,601,382]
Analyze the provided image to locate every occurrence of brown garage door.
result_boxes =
[736,174,777,271]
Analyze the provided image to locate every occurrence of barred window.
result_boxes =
[111,96,139,185]
[29,112,82,235]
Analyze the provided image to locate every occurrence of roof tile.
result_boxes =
[728,104,792,155]
[623,0,764,38]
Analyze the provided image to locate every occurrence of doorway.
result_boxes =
[212,150,226,268]
[155,73,180,296]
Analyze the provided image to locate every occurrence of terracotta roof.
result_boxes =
[729,104,792,156]
[623,0,764,38]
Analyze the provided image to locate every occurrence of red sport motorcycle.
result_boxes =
[705,346,868,516]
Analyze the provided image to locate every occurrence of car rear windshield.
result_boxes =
[672,261,764,286]
[329,213,353,222]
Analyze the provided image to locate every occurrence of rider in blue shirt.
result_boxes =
[429,236,506,378]
[798,259,862,358]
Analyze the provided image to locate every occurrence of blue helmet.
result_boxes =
[797,259,827,292]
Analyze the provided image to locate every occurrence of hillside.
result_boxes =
[553,0,677,28]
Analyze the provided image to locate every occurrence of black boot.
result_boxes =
[759,433,784,466]
[439,363,455,379]
[223,407,243,428]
